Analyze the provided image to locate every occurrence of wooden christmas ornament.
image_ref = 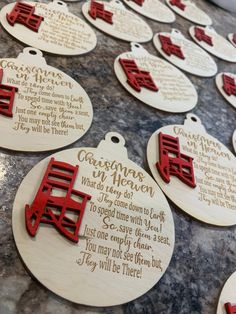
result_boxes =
[189,26,236,62]
[123,0,176,23]
[114,42,198,112]
[82,0,153,42]
[0,0,97,55]
[13,132,175,306]
[147,114,236,226]
[0,47,93,152]
[165,0,212,25]
[215,73,236,109]
[153,29,217,77]
[217,271,236,314]
[233,130,236,154]
[228,33,236,48]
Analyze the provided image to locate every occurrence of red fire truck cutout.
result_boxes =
[225,303,236,314]
[169,0,186,11]
[119,58,158,92]
[156,133,196,188]
[194,27,213,46]
[0,69,18,118]
[25,158,91,243]
[89,0,113,24]
[222,74,236,96]
[131,0,145,6]
[233,34,236,44]
[158,35,185,59]
[6,2,44,32]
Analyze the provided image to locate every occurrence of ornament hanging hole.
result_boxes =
[55,0,66,7]
[105,132,125,146]
[111,136,120,143]
[29,50,37,55]
[191,116,197,122]
[185,114,205,132]
[186,114,202,125]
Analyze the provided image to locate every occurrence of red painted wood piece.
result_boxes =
[194,27,213,46]
[233,34,236,44]
[222,74,236,96]
[25,158,91,243]
[130,0,145,7]
[158,34,185,59]
[0,69,18,118]
[119,58,158,92]
[156,132,196,188]
[169,0,186,11]
[225,303,236,314]
[6,2,44,32]
[89,0,113,24]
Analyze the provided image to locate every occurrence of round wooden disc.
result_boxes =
[13,132,175,306]
[147,114,236,226]
[153,29,217,77]
[189,26,236,62]
[233,130,236,154]
[215,72,236,109]
[228,33,236,48]
[217,271,236,314]
[114,43,198,112]
[165,0,212,25]
[0,47,93,152]
[0,1,97,56]
[82,0,153,43]
[123,0,175,23]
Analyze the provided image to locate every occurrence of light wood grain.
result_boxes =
[217,271,236,314]
[189,26,236,62]
[215,72,236,109]
[114,43,198,112]
[165,0,212,25]
[0,1,97,55]
[153,29,217,77]
[13,132,175,306]
[233,130,236,154]
[0,47,93,151]
[82,0,153,43]
[228,33,236,48]
[147,114,236,226]
[123,0,175,23]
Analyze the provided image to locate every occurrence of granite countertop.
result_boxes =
[0,0,236,313]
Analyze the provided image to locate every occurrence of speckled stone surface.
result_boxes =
[0,0,235,313]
